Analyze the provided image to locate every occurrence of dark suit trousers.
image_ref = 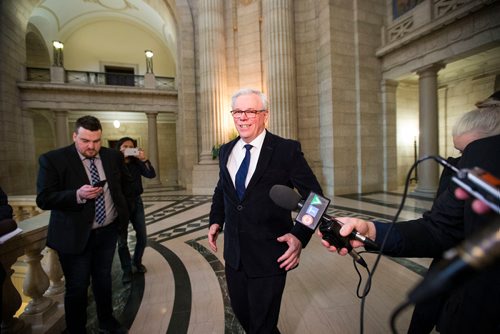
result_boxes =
[58,222,118,333]
[226,265,286,334]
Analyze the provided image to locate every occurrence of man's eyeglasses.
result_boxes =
[230,109,267,119]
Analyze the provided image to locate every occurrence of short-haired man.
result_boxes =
[37,115,130,333]
[208,88,322,333]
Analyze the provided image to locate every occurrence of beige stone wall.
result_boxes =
[2,0,500,198]
[0,0,38,195]
[294,0,322,184]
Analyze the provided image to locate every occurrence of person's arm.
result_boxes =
[288,141,323,247]
[136,150,156,178]
[36,153,91,211]
[208,145,227,252]
[0,187,13,220]
[277,140,323,270]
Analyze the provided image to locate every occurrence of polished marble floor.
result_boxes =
[86,185,438,334]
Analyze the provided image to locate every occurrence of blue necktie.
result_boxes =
[235,144,252,200]
[89,158,106,224]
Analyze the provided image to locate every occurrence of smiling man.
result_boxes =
[208,88,322,333]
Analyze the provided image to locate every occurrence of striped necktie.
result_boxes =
[89,158,106,224]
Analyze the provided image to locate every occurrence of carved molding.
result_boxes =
[434,0,468,18]
[388,16,414,43]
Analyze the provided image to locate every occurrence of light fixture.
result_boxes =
[113,120,121,129]
[52,40,64,67]
[145,50,154,73]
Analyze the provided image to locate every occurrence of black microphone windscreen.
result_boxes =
[269,185,301,210]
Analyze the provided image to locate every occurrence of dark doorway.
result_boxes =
[104,66,135,86]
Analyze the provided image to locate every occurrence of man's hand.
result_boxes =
[318,217,376,255]
[454,187,491,214]
[77,184,103,200]
[208,224,221,252]
[277,233,302,271]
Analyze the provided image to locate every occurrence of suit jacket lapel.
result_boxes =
[68,144,92,184]
[246,132,274,193]
[220,139,238,200]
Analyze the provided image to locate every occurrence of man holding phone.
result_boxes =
[36,115,130,333]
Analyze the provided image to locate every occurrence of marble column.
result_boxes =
[381,79,399,191]
[198,0,229,163]
[262,0,297,139]
[415,63,444,195]
[54,110,69,147]
[146,112,161,185]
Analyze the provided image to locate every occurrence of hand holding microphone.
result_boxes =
[269,185,377,267]
[320,217,377,254]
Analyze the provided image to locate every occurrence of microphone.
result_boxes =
[407,216,500,304]
[269,185,376,267]
[269,185,378,248]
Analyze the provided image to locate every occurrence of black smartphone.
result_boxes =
[93,180,107,187]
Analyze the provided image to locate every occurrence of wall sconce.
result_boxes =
[52,40,64,67]
[145,50,154,74]
[113,120,121,129]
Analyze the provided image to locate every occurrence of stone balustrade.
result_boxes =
[9,196,43,222]
[1,211,65,334]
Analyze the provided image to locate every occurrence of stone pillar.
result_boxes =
[50,67,65,84]
[198,0,229,164]
[145,112,161,185]
[21,241,56,325]
[262,0,297,139]
[43,248,65,303]
[144,73,156,89]
[54,110,69,147]
[415,63,444,196]
[1,254,27,333]
[381,79,399,191]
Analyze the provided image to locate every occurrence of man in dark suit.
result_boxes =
[36,115,129,334]
[322,132,500,333]
[208,88,322,333]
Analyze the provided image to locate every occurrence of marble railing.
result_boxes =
[1,211,65,334]
[9,196,43,222]
[382,0,491,47]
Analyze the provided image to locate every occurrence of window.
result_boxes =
[104,66,135,86]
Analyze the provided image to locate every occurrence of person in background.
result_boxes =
[208,88,322,333]
[0,186,14,322]
[0,187,13,221]
[411,105,500,333]
[36,115,130,334]
[436,105,500,197]
[115,137,156,284]
[320,129,500,332]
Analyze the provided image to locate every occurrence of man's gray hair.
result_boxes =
[231,88,268,110]
[452,106,500,138]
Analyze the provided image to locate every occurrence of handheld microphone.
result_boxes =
[434,156,500,214]
[407,216,500,304]
[269,185,375,267]
[269,185,378,248]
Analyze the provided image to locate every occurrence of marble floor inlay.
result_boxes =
[82,187,438,334]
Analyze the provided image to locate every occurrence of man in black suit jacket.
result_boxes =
[208,88,322,333]
[323,133,500,333]
[37,115,129,334]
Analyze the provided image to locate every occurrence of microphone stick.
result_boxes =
[269,184,377,250]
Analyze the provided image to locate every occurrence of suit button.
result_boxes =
[237,205,243,211]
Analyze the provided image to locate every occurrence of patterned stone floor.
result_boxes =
[85,185,437,334]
